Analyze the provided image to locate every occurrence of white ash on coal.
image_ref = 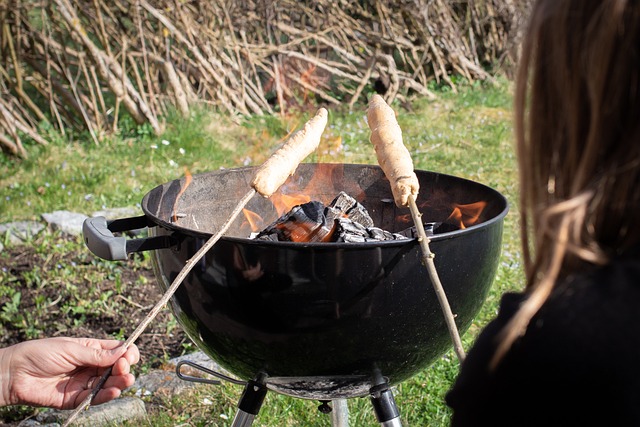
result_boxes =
[254,191,408,243]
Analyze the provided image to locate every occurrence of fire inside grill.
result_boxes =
[252,191,457,243]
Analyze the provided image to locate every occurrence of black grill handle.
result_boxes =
[83,215,178,261]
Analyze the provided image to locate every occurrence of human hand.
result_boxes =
[0,337,140,409]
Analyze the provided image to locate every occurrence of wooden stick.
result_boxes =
[62,188,256,427]
[408,195,466,362]
[62,108,327,426]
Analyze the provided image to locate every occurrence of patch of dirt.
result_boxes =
[0,237,188,367]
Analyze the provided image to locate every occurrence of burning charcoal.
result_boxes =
[255,201,335,242]
[335,217,369,237]
[328,191,357,212]
[424,222,438,235]
[343,234,368,243]
[254,192,403,243]
[346,204,374,228]
[327,191,374,228]
[324,206,343,224]
[368,227,387,240]
[368,227,404,241]
[296,200,325,223]
[254,233,279,242]
[331,218,408,242]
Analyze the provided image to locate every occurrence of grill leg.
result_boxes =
[231,379,268,427]
[370,383,403,427]
[330,399,350,427]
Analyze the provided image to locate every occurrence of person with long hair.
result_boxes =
[446,1,640,425]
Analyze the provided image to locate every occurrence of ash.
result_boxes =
[254,191,408,243]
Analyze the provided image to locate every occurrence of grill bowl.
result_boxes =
[138,163,508,399]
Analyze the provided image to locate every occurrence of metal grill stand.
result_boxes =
[176,360,404,426]
[231,378,268,427]
[370,383,402,427]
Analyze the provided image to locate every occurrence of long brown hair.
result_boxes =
[492,0,640,367]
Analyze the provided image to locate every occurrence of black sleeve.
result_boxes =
[445,292,524,427]
[445,258,640,427]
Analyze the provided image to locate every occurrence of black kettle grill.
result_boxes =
[83,163,508,426]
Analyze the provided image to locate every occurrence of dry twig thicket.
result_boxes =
[0,0,526,157]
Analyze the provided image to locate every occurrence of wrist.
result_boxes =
[0,346,14,407]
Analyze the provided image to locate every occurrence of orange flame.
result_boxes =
[241,208,264,233]
[243,163,357,242]
[307,163,344,199]
[270,193,311,216]
[446,201,487,229]
[397,213,412,224]
[242,163,345,232]
[172,168,193,222]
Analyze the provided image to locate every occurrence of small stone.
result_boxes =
[41,211,88,236]
[48,397,146,427]
[0,221,45,245]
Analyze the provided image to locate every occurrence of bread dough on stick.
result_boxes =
[252,108,328,197]
[367,94,419,207]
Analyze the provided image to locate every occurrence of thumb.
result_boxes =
[74,343,127,368]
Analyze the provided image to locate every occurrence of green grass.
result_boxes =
[1,78,524,426]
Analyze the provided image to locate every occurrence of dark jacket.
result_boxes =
[446,251,640,426]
